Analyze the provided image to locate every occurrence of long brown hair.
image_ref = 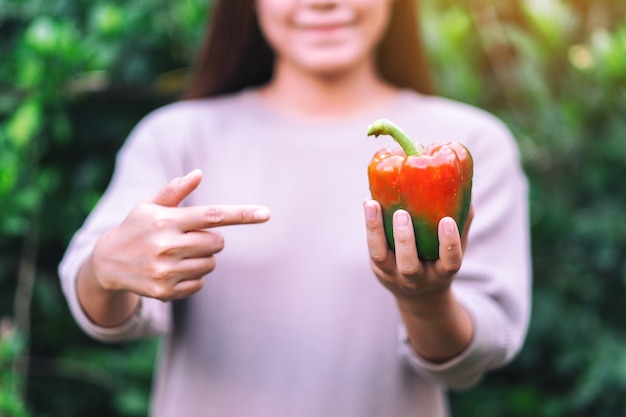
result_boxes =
[183,0,435,99]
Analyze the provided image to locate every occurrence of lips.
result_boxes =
[295,9,356,30]
[297,20,354,31]
[303,23,346,30]
[291,10,357,43]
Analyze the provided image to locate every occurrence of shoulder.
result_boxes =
[137,91,250,133]
[396,90,519,161]
[121,90,258,157]
[400,91,512,138]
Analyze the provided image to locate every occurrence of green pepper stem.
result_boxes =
[367,118,420,156]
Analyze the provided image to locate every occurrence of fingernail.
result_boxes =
[364,202,377,219]
[395,211,409,227]
[442,217,455,235]
[253,208,270,221]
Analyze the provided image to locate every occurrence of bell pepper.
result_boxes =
[367,119,473,260]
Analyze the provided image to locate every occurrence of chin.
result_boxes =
[296,50,366,77]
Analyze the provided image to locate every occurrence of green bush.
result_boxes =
[1,0,625,416]
[422,1,626,415]
[1,1,209,416]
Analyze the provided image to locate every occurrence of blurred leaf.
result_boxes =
[90,3,124,36]
[6,99,41,148]
[113,387,150,417]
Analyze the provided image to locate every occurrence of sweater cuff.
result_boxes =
[60,247,170,343]
[398,292,506,390]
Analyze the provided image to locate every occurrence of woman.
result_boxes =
[59,0,531,416]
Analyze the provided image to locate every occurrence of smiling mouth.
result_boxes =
[298,17,355,29]
[298,22,354,35]
[305,26,346,36]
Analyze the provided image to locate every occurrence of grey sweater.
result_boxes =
[59,89,531,417]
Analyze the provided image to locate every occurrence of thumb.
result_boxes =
[150,169,203,207]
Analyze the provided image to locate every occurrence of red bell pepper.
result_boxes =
[367,119,473,260]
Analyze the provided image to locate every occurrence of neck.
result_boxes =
[259,58,399,122]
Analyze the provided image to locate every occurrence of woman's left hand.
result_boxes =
[363,200,474,301]
[363,200,475,362]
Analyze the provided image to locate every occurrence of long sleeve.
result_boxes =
[397,104,531,389]
[58,106,191,342]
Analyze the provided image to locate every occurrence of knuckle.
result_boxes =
[212,233,225,252]
[371,259,396,277]
[177,278,205,300]
[441,246,463,274]
[191,277,205,294]
[151,238,174,257]
[148,263,173,282]
[238,210,250,224]
[393,236,415,252]
[207,256,217,272]
[150,283,174,301]
[204,207,225,224]
[369,251,386,264]
[202,231,224,254]
[398,263,420,276]
[443,259,462,275]
[394,234,412,246]
[191,256,217,277]
[200,256,217,275]
[151,211,172,231]
[366,225,377,235]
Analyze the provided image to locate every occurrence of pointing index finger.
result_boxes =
[178,205,271,231]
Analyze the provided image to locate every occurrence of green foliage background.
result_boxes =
[1,0,625,416]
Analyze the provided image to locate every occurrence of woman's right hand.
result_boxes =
[88,169,271,302]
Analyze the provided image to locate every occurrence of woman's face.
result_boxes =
[255,0,394,77]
